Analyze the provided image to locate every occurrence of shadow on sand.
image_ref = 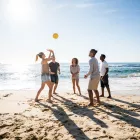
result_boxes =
[112,98,140,109]
[55,94,108,128]
[97,101,140,128]
[38,101,90,140]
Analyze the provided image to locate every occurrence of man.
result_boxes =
[100,54,111,98]
[49,57,60,95]
[84,49,100,106]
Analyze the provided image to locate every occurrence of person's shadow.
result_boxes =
[112,98,140,109]
[97,101,140,128]
[55,94,108,128]
[38,101,90,140]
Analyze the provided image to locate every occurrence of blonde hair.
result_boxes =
[35,52,44,62]
[36,54,39,62]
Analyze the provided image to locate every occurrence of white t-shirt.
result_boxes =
[100,61,108,76]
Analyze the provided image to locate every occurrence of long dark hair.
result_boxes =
[72,58,79,65]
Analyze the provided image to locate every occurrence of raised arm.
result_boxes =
[48,50,52,59]
[46,49,55,61]
[51,50,55,59]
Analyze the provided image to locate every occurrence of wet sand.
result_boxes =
[0,90,140,140]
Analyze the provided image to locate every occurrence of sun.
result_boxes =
[7,0,33,22]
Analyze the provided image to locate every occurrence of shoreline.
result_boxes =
[0,88,139,95]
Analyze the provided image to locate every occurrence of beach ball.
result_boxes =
[53,33,59,39]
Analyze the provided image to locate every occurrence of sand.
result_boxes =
[0,90,140,140]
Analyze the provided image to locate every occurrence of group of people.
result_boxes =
[35,49,112,106]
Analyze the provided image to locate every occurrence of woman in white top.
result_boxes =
[70,58,81,95]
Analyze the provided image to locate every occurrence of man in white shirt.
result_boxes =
[100,54,112,98]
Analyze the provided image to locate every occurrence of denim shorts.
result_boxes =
[41,73,50,83]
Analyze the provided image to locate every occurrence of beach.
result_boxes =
[0,90,140,140]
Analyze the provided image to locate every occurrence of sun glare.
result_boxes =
[7,0,33,22]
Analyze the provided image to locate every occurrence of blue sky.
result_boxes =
[0,0,140,64]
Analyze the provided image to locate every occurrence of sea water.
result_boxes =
[0,63,140,92]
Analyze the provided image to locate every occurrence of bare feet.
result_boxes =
[88,103,94,107]
[46,99,53,103]
[100,95,104,97]
[53,92,58,95]
[35,99,42,102]
[107,96,112,98]
[35,98,39,102]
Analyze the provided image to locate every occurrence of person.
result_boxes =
[35,49,55,103]
[49,57,60,95]
[70,58,81,95]
[100,54,112,98]
[84,49,100,106]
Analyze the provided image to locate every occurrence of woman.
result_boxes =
[70,58,81,95]
[35,49,55,103]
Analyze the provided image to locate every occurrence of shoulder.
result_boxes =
[49,62,52,66]
[57,62,60,66]
[104,61,108,64]
[89,58,93,63]
[104,61,108,67]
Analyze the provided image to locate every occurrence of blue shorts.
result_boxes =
[41,73,50,83]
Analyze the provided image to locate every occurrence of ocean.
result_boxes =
[0,63,140,92]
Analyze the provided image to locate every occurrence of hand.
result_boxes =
[50,72,55,75]
[72,74,75,77]
[47,49,53,52]
[84,75,88,79]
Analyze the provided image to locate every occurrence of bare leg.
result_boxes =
[88,90,94,106]
[94,90,101,104]
[76,79,81,95]
[35,83,45,101]
[106,85,111,98]
[51,83,54,97]
[53,84,58,94]
[46,81,53,102]
[100,87,104,97]
[72,79,76,94]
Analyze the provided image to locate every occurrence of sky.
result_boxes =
[0,0,140,64]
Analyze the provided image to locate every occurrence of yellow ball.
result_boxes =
[53,33,59,39]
